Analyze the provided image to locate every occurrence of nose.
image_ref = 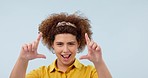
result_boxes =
[63,45,69,53]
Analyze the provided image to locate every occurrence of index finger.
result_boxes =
[36,32,42,47]
[85,33,91,45]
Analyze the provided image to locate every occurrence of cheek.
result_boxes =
[54,48,62,53]
[54,50,61,57]
[70,48,77,53]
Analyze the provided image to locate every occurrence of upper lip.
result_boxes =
[61,54,71,58]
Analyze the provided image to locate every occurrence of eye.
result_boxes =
[56,42,63,46]
[68,42,75,45]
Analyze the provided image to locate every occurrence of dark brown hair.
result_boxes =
[39,12,92,52]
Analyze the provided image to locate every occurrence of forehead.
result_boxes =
[54,33,77,42]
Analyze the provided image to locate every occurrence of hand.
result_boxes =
[79,33,102,64]
[19,32,46,61]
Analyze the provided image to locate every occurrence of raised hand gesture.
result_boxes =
[80,33,102,64]
[19,32,46,61]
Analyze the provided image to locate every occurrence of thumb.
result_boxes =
[36,54,46,59]
[79,55,88,60]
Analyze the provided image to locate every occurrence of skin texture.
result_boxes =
[52,34,79,72]
[80,33,112,78]
[10,33,45,78]
[19,32,46,61]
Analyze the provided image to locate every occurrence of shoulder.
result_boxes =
[74,60,98,77]
[37,65,49,71]
[26,65,48,78]
[27,65,49,75]
[75,59,96,71]
[81,63,96,71]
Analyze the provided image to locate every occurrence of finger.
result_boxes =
[85,33,91,45]
[36,54,46,59]
[37,32,42,42]
[89,41,94,48]
[28,43,32,52]
[35,32,42,49]
[87,41,95,53]
[32,41,37,52]
[96,46,101,52]
[92,42,97,50]
[79,55,88,60]
[22,44,28,52]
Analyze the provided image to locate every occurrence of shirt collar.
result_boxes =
[49,59,82,72]
[49,60,57,72]
[73,59,82,69]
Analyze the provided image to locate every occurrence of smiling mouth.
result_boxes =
[61,54,71,59]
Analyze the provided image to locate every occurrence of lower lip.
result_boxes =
[62,56,70,61]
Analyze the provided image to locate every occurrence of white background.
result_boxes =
[0,0,148,78]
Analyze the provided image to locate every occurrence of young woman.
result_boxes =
[10,12,112,78]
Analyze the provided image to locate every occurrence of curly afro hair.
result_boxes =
[39,12,92,52]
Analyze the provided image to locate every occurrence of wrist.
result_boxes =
[93,59,104,67]
[18,56,29,64]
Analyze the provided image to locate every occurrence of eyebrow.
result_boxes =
[55,40,76,43]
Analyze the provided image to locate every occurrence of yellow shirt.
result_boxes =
[26,59,98,78]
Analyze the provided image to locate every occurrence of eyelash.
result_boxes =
[56,43,75,46]
[68,43,75,45]
[57,43,62,45]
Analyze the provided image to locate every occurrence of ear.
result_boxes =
[52,44,54,49]
[77,41,80,48]
[77,42,80,53]
[51,42,55,49]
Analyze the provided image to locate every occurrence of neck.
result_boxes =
[56,59,75,72]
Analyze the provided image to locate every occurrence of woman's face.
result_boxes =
[52,33,79,66]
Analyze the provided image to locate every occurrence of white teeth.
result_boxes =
[61,54,71,58]
[63,55,69,57]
